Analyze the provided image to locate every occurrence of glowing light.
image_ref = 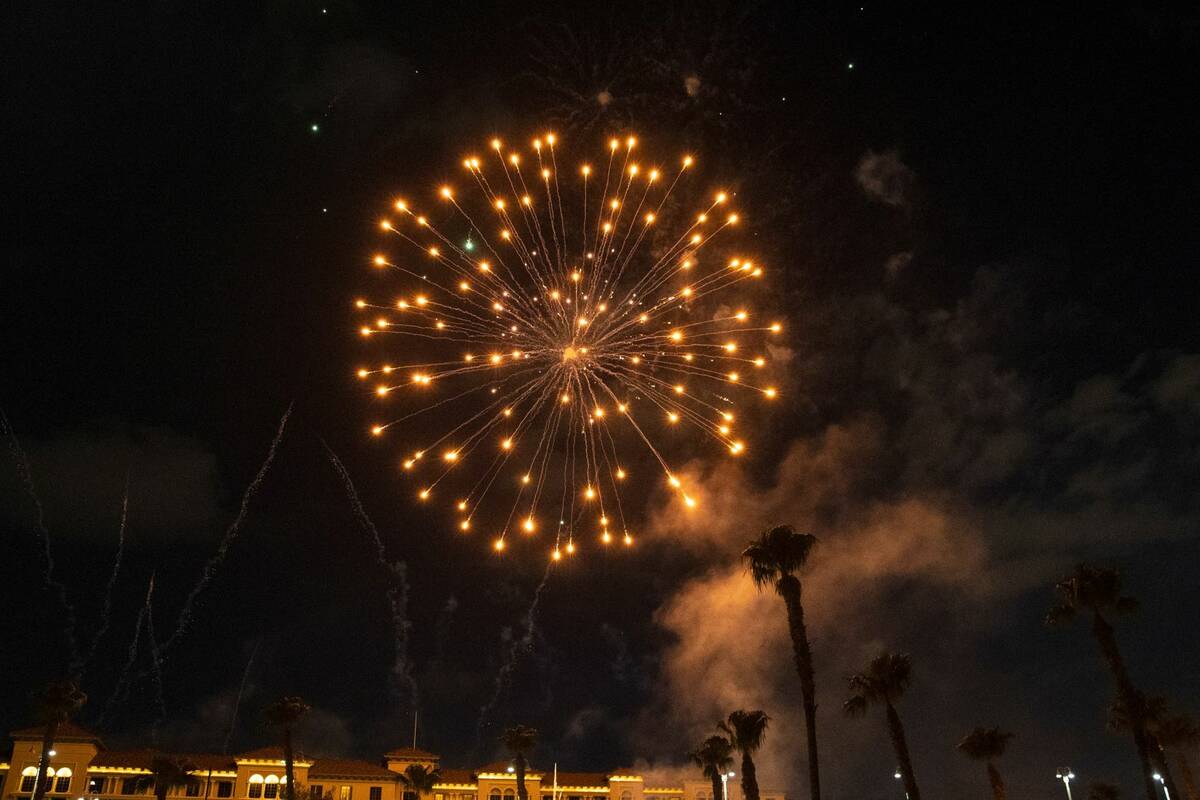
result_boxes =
[354,133,776,557]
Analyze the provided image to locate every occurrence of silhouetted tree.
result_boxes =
[743,525,821,800]
[399,765,442,800]
[719,710,770,800]
[689,735,734,800]
[1156,715,1200,800]
[30,680,86,800]
[1047,565,1155,800]
[956,727,1013,800]
[263,696,310,800]
[501,725,537,800]
[844,652,920,800]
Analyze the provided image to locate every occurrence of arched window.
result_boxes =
[264,776,280,799]
[621,792,631,800]
[54,767,73,793]
[489,790,500,800]
[249,775,265,799]
[20,766,40,793]
[503,791,514,799]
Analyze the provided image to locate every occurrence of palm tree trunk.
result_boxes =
[884,702,920,800]
[709,773,722,800]
[158,787,169,800]
[31,718,59,800]
[778,575,820,800]
[1090,611,1157,800]
[515,754,527,800]
[283,727,296,800]
[740,752,759,800]
[986,761,1006,800]
[1173,750,1198,800]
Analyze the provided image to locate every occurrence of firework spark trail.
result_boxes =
[99,574,153,727]
[0,409,82,674]
[224,638,262,753]
[474,560,553,753]
[81,483,129,674]
[143,575,168,743]
[322,441,418,715]
[161,403,293,655]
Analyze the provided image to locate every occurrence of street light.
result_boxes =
[1153,773,1171,800]
[720,771,735,800]
[1056,768,1075,800]
[893,770,908,800]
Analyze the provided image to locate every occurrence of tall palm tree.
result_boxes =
[263,696,310,800]
[30,680,87,800]
[1046,565,1155,800]
[1109,694,1181,800]
[1155,715,1200,800]
[500,725,537,800]
[134,755,199,800]
[956,727,1013,800]
[742,525,821,800]
[689,735,734,800]
[718,711,770,800]
[844,652,921,800]
[399,765,442,800]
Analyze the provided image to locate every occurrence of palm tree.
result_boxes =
[844,652,921,800]
[1046,564,1156,800]
[689,735,734,800]
[718,711,770,800]
[134,755,199,800]
[500,725,537,800]
[30,680,87,800]
[1108,694,1180,800]
[399,765,442,800]
[1156,715,1200,800]
[742,525,821,800]
[956,727,1013,800]
[1089,784,1121,800]
[263,696,310,800]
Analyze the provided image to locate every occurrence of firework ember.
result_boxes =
[354,132,781,558]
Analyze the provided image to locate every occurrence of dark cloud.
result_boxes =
[1,423,222,540]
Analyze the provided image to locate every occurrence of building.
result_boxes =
[0,726,783,800]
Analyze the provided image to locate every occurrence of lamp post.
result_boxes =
[893,770,908,800]
[720,771,735,800]
[1055,768,1075,800]
[1154,773,1171,800]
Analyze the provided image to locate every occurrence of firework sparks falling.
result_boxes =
[354,133,780,558]
[81,483,129,673]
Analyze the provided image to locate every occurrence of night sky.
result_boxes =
[4,2,1199,799]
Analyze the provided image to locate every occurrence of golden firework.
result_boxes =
[354,132,781,558]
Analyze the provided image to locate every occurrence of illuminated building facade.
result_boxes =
[0,726,784,800]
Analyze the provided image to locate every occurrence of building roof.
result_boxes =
[384,747,439,760]
[90,751,239,773]
[434,769,476,786]
[308,759,395,779]
[549,772,609,789]
[236,747,313,764]
[9,722,102,742]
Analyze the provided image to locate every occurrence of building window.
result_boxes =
[339,787,351,800]
[249,776,265,799]
[186,782,201,797]
[504,792,515,800]
[217,783,233,798]
[309,787,323,800]
[121,778,139,795]
[621,793,632,800]
[54,769,73,794]
[21,767,40,793]
[369,788,382,800]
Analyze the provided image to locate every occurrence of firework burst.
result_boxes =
[354,132,781,558]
